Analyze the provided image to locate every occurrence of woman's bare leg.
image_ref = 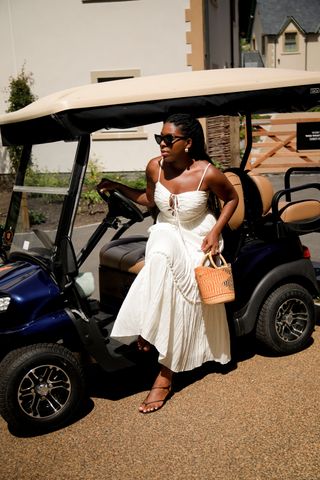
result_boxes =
[139,365,173,413]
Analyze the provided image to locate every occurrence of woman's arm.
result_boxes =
[96,158,159,208]
[201,165,239,254]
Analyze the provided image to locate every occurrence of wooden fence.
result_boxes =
[245,113,320,173]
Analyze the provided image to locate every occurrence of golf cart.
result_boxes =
[0,68,319,432]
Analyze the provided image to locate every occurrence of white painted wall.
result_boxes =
[306,34,320,71]
[0,0,190,173]
[206,0,240,69]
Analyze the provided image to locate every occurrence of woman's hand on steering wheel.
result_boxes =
[97,178,119,203]
[97,178,117,193]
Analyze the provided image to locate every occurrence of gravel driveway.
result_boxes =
[1,317,319,480]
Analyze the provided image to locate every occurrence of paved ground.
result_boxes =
[0,173,319,480]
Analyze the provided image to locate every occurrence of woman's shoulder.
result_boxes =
[196,160,226,188]
[146,156,161,170]
[194,159,216,174]
[146,156,162,179]
[196,160,221,174]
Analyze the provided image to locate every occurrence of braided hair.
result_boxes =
[164,113,211,162]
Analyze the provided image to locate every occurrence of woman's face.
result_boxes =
[158,122,191,163]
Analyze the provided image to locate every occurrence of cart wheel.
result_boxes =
[256,283,315,354]
[0,343,86,432]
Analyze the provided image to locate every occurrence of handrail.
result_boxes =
[284,167,320,201]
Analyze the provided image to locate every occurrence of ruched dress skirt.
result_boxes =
[110,181,231,372]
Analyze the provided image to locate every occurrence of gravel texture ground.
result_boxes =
[0,315,319,480]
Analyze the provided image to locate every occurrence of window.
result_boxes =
[90,69,147,140]
[284,32,298,53]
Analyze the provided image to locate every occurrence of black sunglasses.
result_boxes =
[154,134,187,146]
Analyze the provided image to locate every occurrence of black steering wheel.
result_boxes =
[98,188,144,223]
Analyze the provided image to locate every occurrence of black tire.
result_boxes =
[256,283,315,354]
[0,343,86,431]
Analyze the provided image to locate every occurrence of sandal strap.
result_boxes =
[142,387,172,406]
[150,385,171,391]
[142,399,165,406]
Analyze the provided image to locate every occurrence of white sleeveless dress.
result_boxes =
[110,161,231,372]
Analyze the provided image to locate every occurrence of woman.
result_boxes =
[97,113,238,414]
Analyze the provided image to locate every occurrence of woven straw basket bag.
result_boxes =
[194,252,235,305]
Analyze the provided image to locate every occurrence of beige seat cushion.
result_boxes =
[248,171,320,224]
[223,172,245,230]
[248,171,274,215]
[279,200,320,223]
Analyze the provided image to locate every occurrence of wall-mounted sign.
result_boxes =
[296,122,320,150]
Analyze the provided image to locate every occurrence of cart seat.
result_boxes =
[248,171,320,230]
[223,172,245,230]
[278,200,320,222]
[100,235,147,274]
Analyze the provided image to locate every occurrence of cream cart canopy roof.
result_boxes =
[0,68,319,146]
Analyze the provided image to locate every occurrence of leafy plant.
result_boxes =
[25,166,69,188]
[82,158,105,213]
[81,157,147,214]
[29,209,46,225]
[6,65,37,173]
[125,175,147,189]
[210,158,223,170]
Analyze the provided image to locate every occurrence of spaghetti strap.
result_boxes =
[158,158,163,182]
[197,163,211,191]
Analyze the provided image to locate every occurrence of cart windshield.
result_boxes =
[2,141,77,257]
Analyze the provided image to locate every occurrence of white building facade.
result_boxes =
[0,0,239,173]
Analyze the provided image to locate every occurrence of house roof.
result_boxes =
[256,0,320,35]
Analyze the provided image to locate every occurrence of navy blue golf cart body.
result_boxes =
[0,68,319,431]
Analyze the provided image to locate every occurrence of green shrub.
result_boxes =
[23,155,147,216]
[6,65,37,173]
[29,209,46,225]
[81,157,147,213]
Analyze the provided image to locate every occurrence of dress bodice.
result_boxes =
[154,182,209,223]
[154,159,211,224]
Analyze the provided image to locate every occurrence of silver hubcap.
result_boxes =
[18,364,71,419]
[275,298,308,342]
